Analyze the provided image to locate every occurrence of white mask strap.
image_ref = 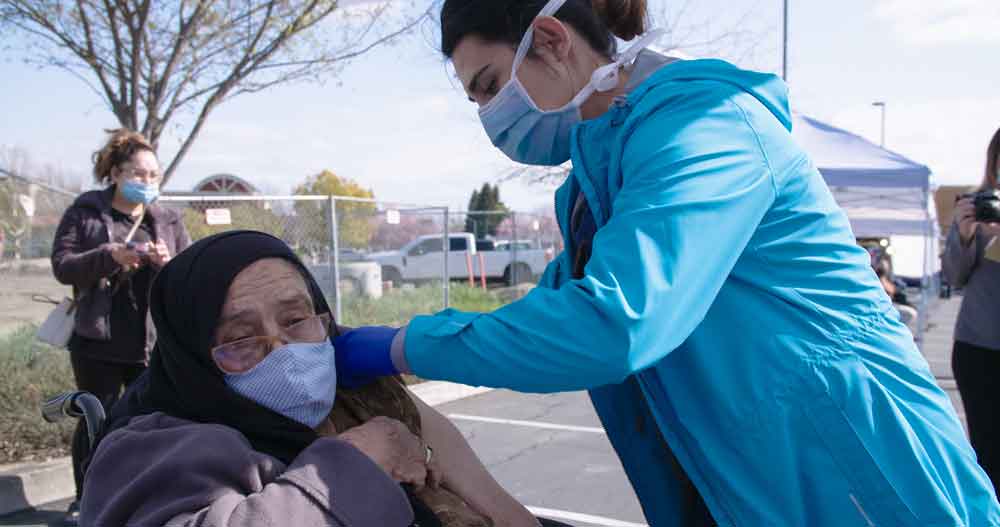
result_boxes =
[569,28,666,106]
[491,0,664,115]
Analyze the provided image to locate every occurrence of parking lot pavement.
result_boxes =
[437,389,647,526]
[919,297,965,426]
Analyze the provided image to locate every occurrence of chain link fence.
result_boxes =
[0,170,78,335]
[160,195,453,327]
[0,169,76,261]
[0,179,564,336]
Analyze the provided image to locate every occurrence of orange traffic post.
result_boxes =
[478,252,487,290]
[465,250,475,287]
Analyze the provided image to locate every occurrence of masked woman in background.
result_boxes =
[50,128,190,525]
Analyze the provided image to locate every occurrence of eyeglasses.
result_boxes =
[120,166,163,184]
[211,312,333,375]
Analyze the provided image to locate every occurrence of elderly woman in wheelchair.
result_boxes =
[64,231,570,527]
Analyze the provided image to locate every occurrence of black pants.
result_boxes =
[953,340,1000,493]
[69,353,145,500]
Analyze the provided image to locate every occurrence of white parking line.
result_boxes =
[528,506,648,527]
[447,414,605,434]
[409,382,494,406]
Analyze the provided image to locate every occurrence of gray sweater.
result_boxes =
[942,222,1000,350]
[80,412,414,527]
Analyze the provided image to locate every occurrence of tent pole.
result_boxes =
[917,188,930,352]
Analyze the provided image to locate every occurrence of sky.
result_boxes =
[2,0,999,217]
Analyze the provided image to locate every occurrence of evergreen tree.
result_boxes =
[464,188,481,236]
[465,183,508,239]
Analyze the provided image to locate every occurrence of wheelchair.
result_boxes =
[42,391,574,527]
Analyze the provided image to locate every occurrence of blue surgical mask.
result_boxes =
[224,340,338,429]
[478,0,663,166]
[121,180,160,205]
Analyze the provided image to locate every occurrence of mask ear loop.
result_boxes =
[568,28,667,107]
[490,0,665,115]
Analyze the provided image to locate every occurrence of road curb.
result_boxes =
[0,381,491,517]
[0,457,73,517]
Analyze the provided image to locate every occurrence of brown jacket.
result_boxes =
[51,187,191,353]
[81,412,414,527]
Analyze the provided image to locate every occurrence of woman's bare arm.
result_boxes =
[406,391,539,527]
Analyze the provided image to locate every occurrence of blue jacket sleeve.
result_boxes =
[405,96,778,392]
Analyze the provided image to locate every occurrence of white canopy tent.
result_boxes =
[790,113,938,347]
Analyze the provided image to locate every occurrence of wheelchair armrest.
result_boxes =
[42,391,106,446]
[42,391,79,423]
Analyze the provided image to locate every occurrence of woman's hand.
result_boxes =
[108,243,142,270]
[338,416,440,490]
[955,197,978,246]
[150,240,171,267]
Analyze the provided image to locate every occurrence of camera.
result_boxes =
[959,189,1000,223]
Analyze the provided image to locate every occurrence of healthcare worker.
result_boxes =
[335,0,1000,525]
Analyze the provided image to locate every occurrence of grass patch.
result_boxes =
[0,325,75,464]
[339,283,507,327]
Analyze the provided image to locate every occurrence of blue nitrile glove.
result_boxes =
[333,326,401,389]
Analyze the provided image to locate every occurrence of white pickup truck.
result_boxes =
[369,233,548,286]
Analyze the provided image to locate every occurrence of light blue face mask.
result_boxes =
[121,180,160,205]
[477,0,663,166]
[224,340,338,429]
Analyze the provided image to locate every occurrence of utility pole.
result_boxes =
[782,0,789,82]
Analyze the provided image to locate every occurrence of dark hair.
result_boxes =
[440,0,647,59]
[92,128,155,184]
[984,125,1000,190]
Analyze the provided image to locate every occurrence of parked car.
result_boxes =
[369,233,547,286]
[477,239,548,285]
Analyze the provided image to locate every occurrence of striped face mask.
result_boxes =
[223,340,337,429]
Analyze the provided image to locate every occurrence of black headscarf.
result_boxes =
[95,230,330,464]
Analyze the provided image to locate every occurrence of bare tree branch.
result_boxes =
[144,0,211,132]
[127,0,154,132]
[7,1,125,120]
[1,0,428,185]
[255,4,431,73]
[99,0,131,126]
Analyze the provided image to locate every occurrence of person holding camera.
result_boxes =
[943,125,1000,492]
[50,129,190,525]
